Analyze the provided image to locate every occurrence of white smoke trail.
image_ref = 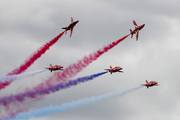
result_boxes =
[0,69,48,83]
[9,86,143,120]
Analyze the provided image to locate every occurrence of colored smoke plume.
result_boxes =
[0,31,64,90]
[35,34,130,89]
[2,34,129,116]
[0,72,107,107]
[6,86,142,120]
[0,69,48,83]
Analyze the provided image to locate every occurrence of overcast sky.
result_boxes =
[0,0,180,120]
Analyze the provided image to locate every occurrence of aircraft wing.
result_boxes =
[136,29,139,41]
[133,20,138,26]
[70,27,74,37]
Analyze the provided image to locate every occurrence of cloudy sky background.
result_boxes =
[0,0,180,120]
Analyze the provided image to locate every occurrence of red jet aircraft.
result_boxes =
[105,66,123,74]
[62,17,79,37]
[130,20,145,41]
[45,64,63,72]
[141,80,158,88]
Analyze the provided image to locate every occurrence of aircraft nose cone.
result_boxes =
[142,24,145,28]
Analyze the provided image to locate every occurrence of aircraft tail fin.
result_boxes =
[50,64,53,67]
[71,17,73,23]
[133,20,138,26]
[146,80,148,84]
[110,66,112,69]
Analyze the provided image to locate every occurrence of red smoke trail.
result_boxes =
[35,34,130,89]
[0,31,64,90]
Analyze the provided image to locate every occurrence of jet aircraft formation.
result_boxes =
[49,18,158,88]
[0,17,159,119]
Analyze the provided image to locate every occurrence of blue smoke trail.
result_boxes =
[0,72,108,107]
[6,86,143,120]
[0,69,48,83]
